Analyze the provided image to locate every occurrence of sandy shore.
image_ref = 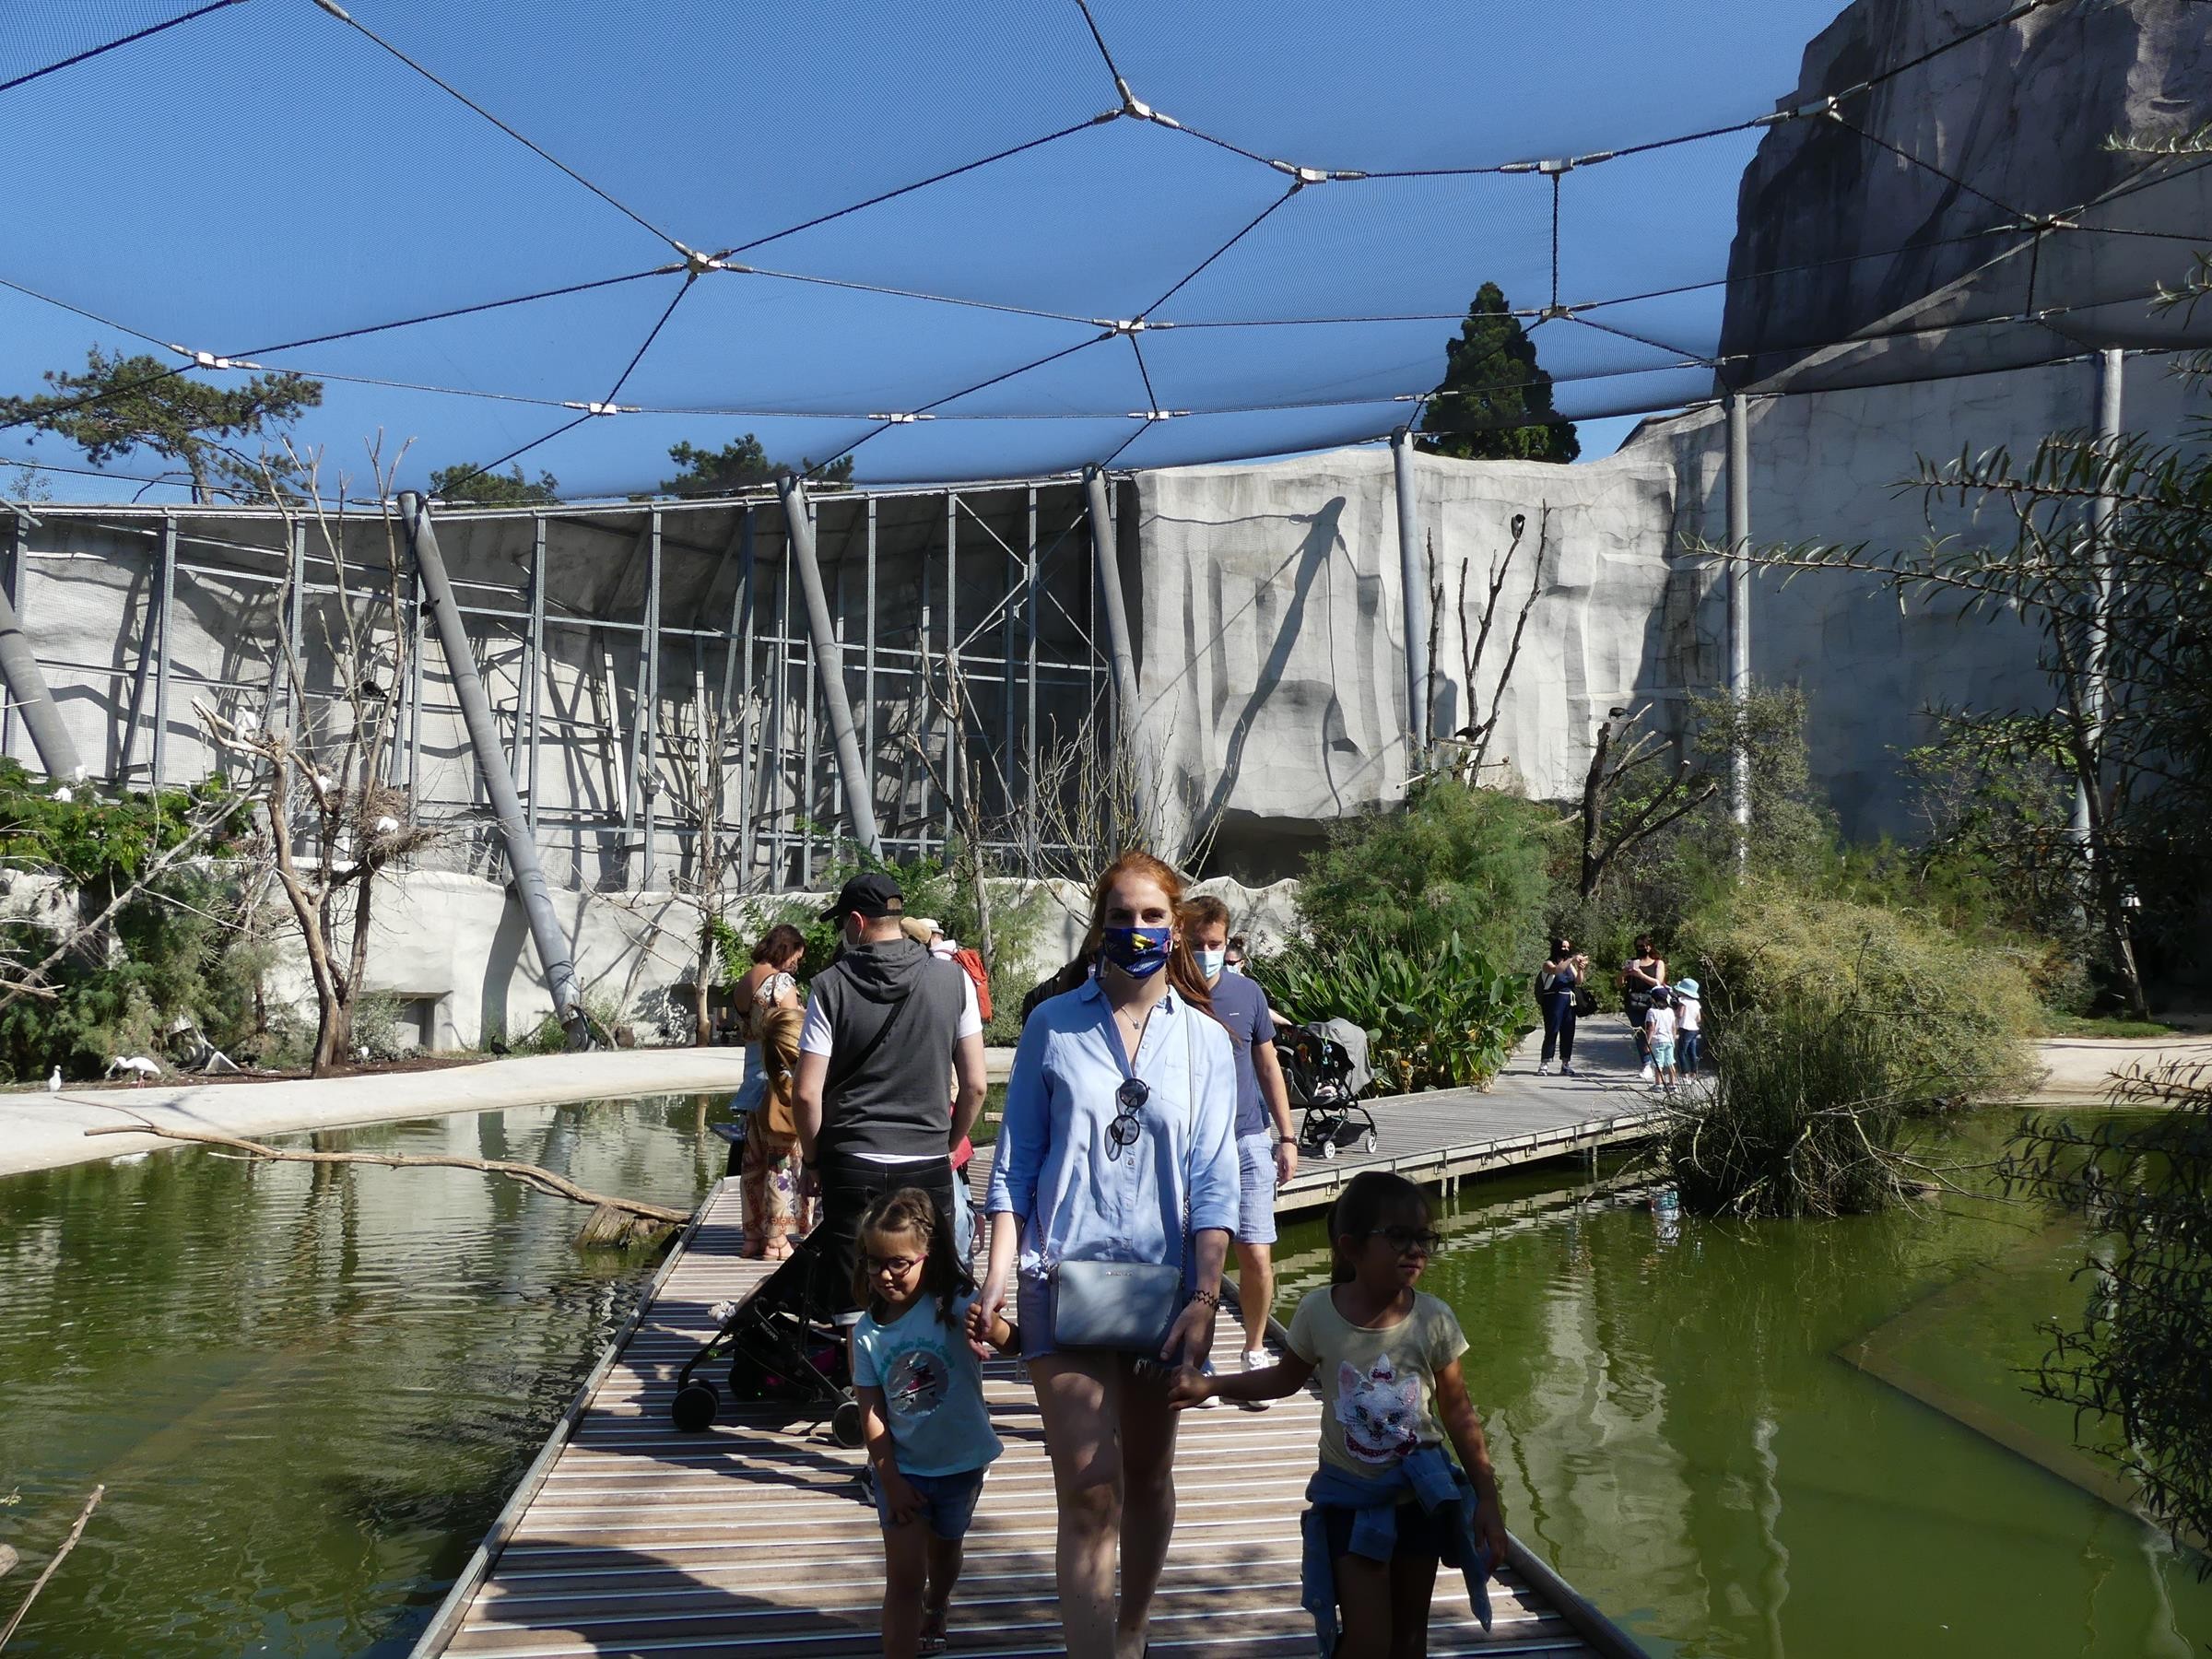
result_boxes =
[2028,1033,2212,1100]
[0,1049,759,1179]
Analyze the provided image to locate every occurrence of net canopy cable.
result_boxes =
[0,0,2202,500]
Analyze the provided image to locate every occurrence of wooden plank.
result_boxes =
[418,1053,1663,1658]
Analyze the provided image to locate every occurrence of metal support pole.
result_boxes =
[525,516,546,837]
[641,510,662,888]
[943,491,958,844]
[1391,429,1431,756]
[1,512,19,760]
[398,492,582,1028]
[151,513,175,790]
[730,508,757,885]
[779,473,883,860]
[1085,465,1148,843]
[1725,392,1752,868]
[0,515,80,781]
[406,568,424,802]
[2075,347,2124,853]
[1025,486,1040,853]
[864,496,877,837]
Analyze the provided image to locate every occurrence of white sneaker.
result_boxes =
[1536,1062,1551,1076]
[1196,1360,1221,1407]
[1239,1349,1271,1412]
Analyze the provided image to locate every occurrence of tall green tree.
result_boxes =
[0,347,323,501]
[659,435,853,496]
[429,461,560,504]
[1417,283,1580,463]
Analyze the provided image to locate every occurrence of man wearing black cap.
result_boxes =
[792,871,987,1310]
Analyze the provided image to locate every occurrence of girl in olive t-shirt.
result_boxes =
[1170,1171,1511,1658]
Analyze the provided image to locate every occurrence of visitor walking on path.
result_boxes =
[732,924,808,1258]
[794,872,988,1312]
[1674,978,1703,1077]
[1621,935,1666,1063]
[850,1187,1017,1659]
[1169,1171,1509,1659]
[729,924,806,1115]
[973,852,1240,1659]
[1181,894,1299,1407]
[1642,987,1680,1092]
[1536,937,1588,1077]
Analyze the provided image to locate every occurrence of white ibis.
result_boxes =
[373,815,400,835]
[105,1055,160,1084]
[52,786,72,804]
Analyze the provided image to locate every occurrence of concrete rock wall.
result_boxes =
[1130,445,1715,874]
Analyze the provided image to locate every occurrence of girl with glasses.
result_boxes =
[1171,1171,1509,1659]
[976,852,1241,1659]
[851,1188,1016,1657]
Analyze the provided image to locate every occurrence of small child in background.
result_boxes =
[1643,986,1679,1091]
[1170,1171,1509,1659]
[850,1188,1016,1659]
[1674,977,1702,1077]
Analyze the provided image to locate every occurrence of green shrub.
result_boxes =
[1659,996,1915,1218]
[1251,931,1525,1095]
[1682,883,2039,1109]
[1296,782,1558,974]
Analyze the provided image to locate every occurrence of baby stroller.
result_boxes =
[669,1225,865,1447]
[1277,1018,1378,1159]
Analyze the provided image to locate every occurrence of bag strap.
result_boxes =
[822,976,923,1095]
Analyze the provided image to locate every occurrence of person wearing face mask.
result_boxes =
[793,872,989,1314]
[1178,894,1297,1407]
[975,852,1240,1659]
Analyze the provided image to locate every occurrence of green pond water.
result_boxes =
[1,1100,2205,1656]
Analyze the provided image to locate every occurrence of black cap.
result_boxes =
[820,871,904,923]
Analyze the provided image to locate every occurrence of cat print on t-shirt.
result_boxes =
[1336,1354,1422,1465]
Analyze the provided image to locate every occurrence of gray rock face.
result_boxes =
[1720,0,2212,387]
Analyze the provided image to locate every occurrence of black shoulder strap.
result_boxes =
[822,976,923,1095]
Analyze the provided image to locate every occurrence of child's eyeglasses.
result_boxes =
[1367,1226,1441,1256]
[865,1254,922,1276]
[1106,1077,1148,1161]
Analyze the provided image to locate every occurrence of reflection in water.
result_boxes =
[1274,1116,2212,1658]
[0,1094,727,1658]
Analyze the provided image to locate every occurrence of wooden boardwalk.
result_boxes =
[415,1047,1655,1658]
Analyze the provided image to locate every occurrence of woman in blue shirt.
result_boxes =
[974,851,1240,1659]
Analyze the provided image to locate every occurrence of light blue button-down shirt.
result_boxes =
[986,978,1240,1282]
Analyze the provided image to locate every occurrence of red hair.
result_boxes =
[1080,851,1215,1018]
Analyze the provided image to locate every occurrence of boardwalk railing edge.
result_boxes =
[406,1176,726,1659]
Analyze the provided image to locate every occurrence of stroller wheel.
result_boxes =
[1362,1128,1378,1154]
[1320,1135,1337,1160]
[672,1379,720,1433]
[830,1396,866,1449]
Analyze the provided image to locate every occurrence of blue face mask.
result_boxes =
[1194,947,1227,982]
[1100,924,1172,980]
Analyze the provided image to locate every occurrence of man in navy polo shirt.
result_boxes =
[1180,895,1297,1409]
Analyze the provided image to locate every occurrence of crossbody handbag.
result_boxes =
[1050,1004,1193,1354]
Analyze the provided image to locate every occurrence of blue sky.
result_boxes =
[0,0,1849,501]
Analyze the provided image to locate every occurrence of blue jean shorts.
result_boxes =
[1237,1131,1279,1246]
[875,1465,988,1540]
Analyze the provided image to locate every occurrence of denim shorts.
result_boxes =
[1236,1130,1279,1246]
[875,1465,988,1540]
[1649,1039,1677,1071]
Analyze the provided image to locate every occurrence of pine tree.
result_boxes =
[1417,284,1579,464]
[429,462,560,504]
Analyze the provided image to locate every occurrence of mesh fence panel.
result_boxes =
[0,0,2204,500]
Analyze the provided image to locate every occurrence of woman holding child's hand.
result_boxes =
[978,853,1240,1659]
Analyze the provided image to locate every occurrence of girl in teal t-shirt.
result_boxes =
[850,1187,1016,1657]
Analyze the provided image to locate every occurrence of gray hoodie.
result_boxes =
[808,935,968,1165]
